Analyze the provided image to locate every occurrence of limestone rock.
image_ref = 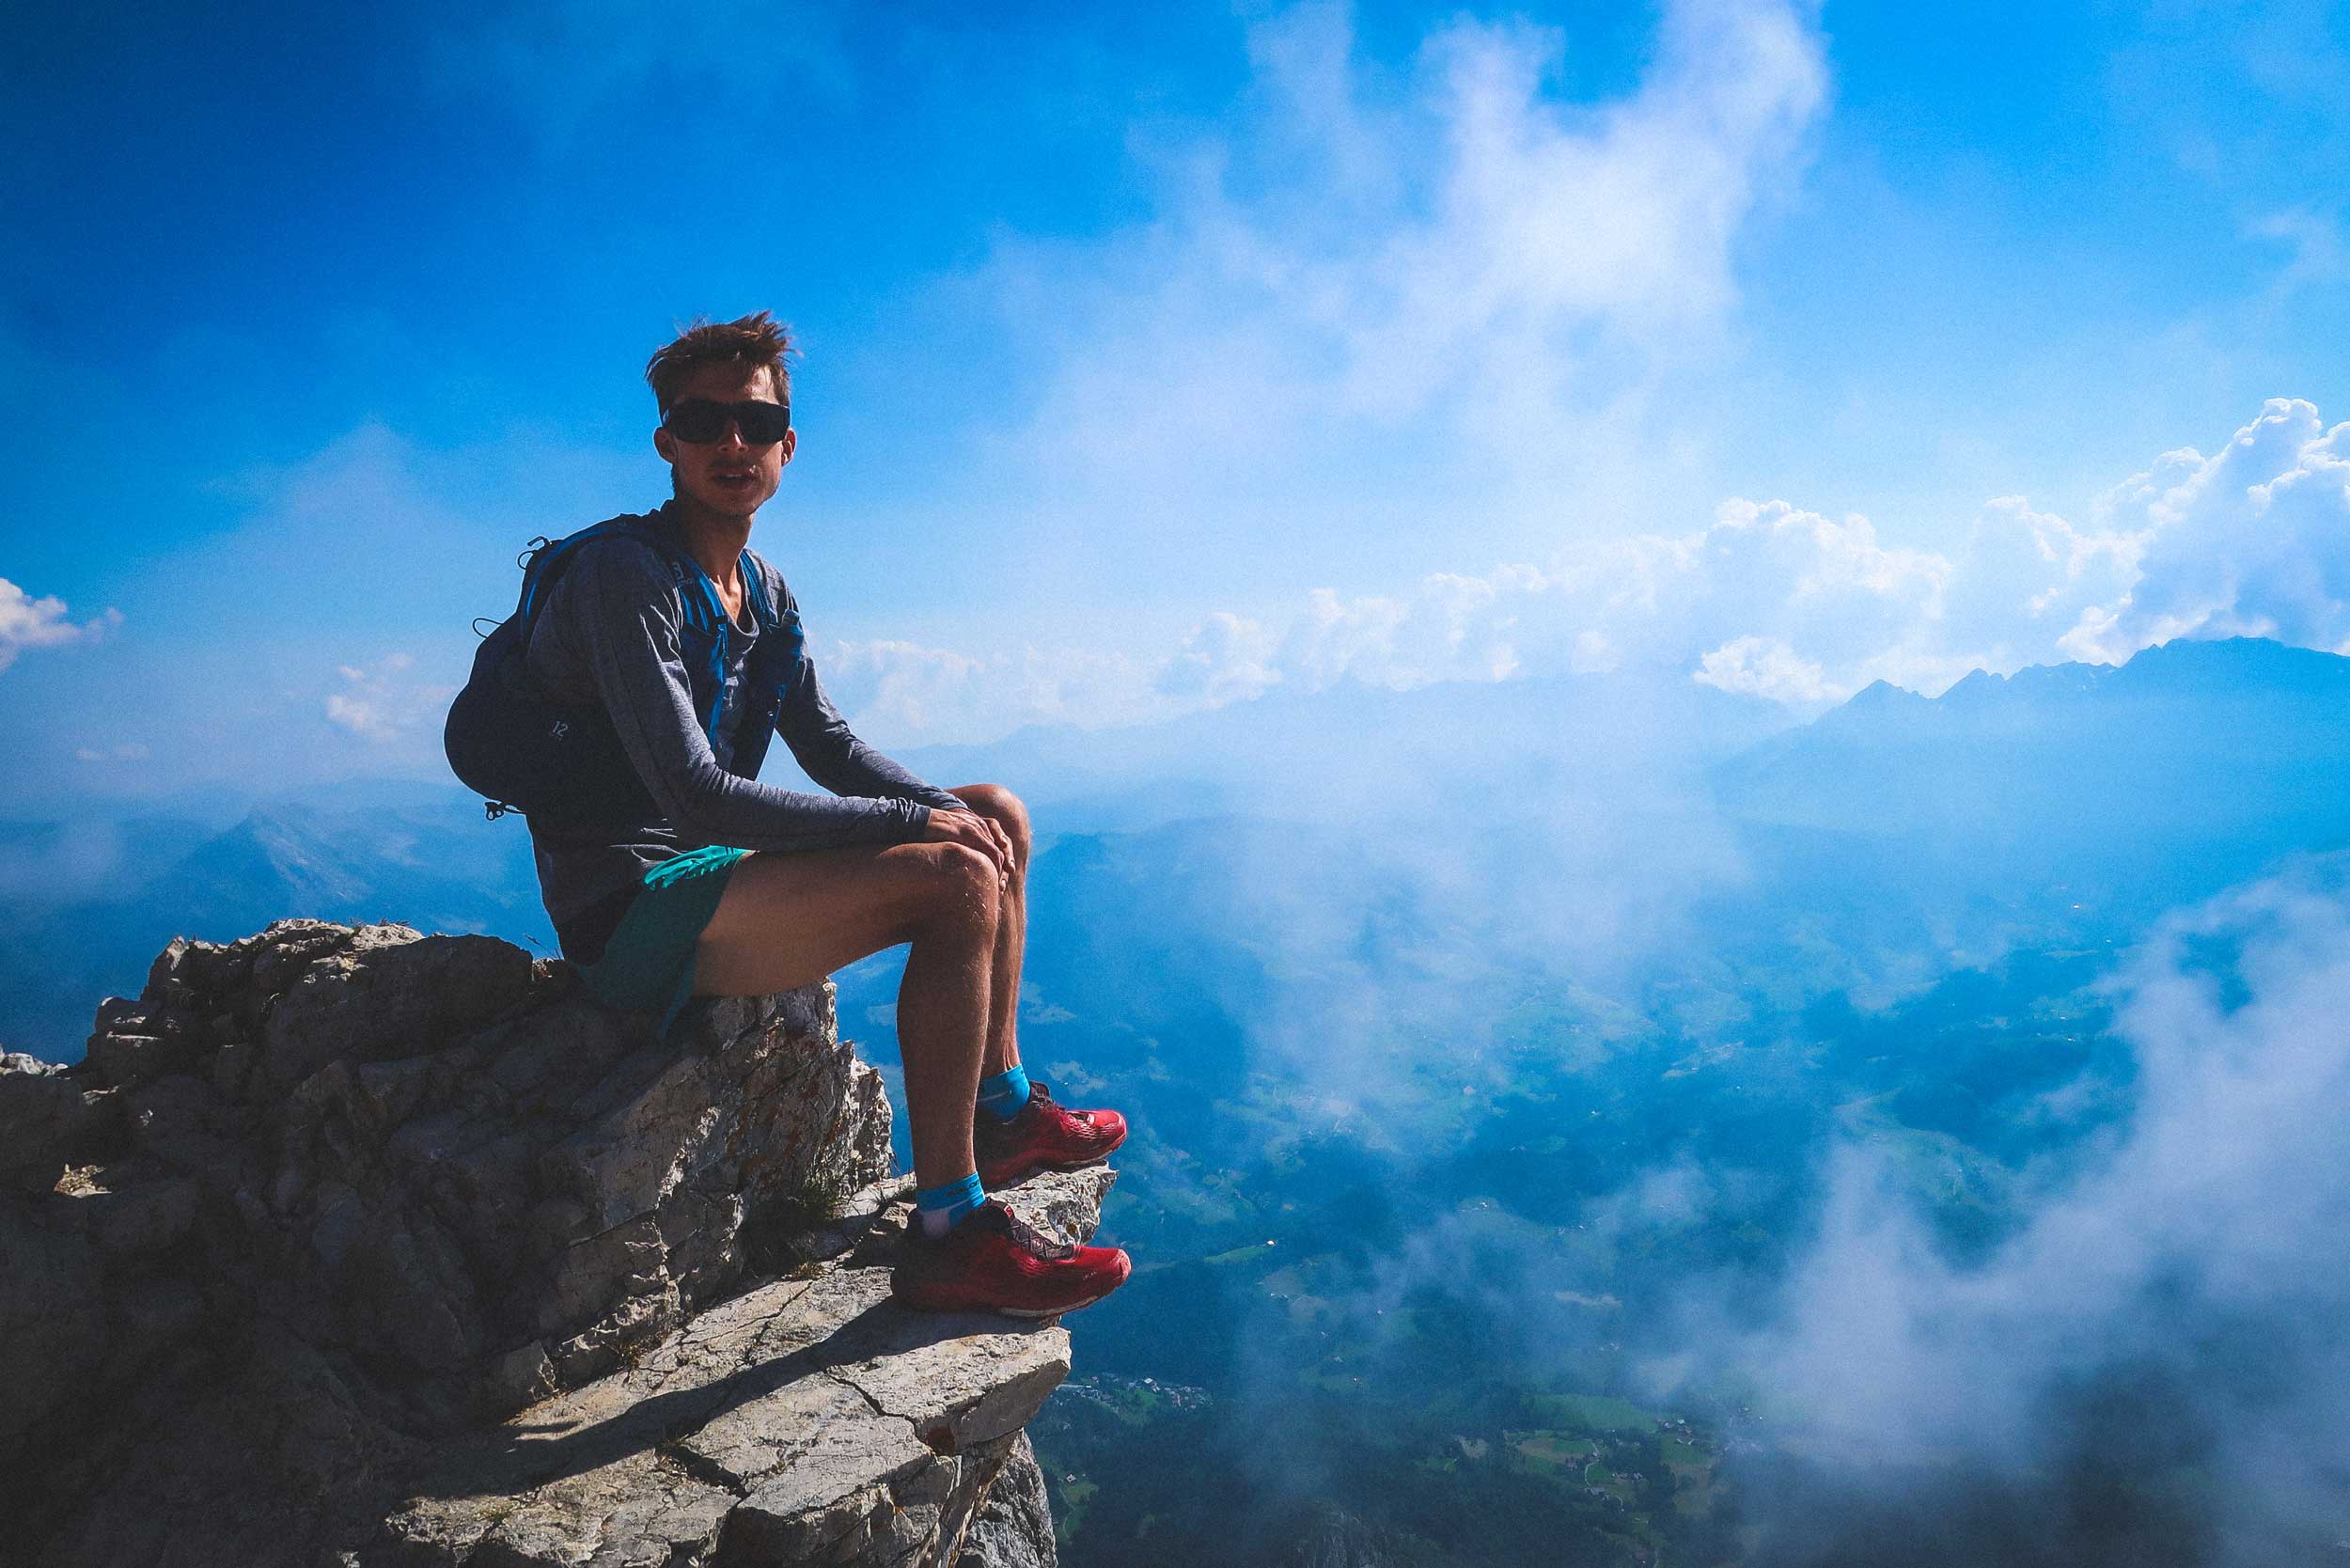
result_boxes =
[1,915,1106,1568]
[259,922,536,1092]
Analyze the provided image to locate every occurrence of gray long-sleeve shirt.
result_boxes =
[521,509,964,962]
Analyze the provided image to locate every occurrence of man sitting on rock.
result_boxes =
[514,311,1130,1317]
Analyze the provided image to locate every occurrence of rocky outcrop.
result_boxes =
[1,919,1096,1567]
[955,1436,1059,1568]
[1282,1509,1452,1568]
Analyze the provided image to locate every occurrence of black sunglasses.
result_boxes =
[665,398,792,445]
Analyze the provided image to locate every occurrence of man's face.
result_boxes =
[653,362,796,521]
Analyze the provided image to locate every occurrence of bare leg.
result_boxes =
[949,784,1033,1077]
[690,839,999,1190]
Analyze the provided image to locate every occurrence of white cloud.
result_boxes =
[1693,635,1834,703]
[0,579,119,674]
[1156,613,1282,705]
[2063,398,2350,661]
[324,652,451,744]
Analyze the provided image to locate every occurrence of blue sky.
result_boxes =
[4,0,2349,810]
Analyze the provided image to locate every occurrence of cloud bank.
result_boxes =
[828,399,2350,742]
[1674,865,2350,1562]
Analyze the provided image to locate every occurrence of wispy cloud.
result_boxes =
[0,579,118,675]
[324,652,451,744]
[2248,205,2349,298]
[427,0,853,149]
[817,637,1165,745]
[962,0,1830,581]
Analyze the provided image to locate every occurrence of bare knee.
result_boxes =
[908,842,1000,938]
[951,783,1031,870]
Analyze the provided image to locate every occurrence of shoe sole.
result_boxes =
[995,1292,1118,1319]
[891,1284,1124,1318]
[978,1131,1131,1189]
[891,1256,1133,1319]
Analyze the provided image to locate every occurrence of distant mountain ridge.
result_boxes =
[0,794,547,1059]
[8,637,2344,1058]
[1709,637,2350,930]
[1717,636,2350,832]
[1833,635,2350,725]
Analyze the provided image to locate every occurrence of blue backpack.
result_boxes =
[444,511,806,828]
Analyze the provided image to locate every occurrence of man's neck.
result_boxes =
[664,494,755,588]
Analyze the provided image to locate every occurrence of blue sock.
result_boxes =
[916,1171,986,1237]
[977,1064,1032,1123]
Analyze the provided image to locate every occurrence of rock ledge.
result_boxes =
[0,919,1097,1568]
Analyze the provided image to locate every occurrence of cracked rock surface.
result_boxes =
[384,1169,1106,1567]
[2,920,1096,1568]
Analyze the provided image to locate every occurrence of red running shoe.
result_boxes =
[890,1200,1133,1317]
[974,1080,1128,1188]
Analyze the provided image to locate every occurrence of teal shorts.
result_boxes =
[573,845,751,1038]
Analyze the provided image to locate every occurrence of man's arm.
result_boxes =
[563,541,933,853]
[774,653,966,815]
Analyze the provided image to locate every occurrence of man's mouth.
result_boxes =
[713,470,754,487]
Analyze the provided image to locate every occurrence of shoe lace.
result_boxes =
[982,1199,1078,1261]
[1027,1080,1104,1128]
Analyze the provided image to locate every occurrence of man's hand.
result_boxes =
[922,808,1015,886]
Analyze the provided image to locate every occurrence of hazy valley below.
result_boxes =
[9,637,2350,1566]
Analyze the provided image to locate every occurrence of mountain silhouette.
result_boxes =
[1711,636,2350,920]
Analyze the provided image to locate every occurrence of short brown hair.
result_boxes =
[644,310,793,413]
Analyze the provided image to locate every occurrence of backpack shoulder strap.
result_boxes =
[512,512,694,634]
[739,549,783,633]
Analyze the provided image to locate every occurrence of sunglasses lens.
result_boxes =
[739,403,791,443]
[667,400,791,444]
[667,402,728,442]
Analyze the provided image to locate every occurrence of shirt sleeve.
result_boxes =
[561,541,935,853]
[769,582,968,814]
